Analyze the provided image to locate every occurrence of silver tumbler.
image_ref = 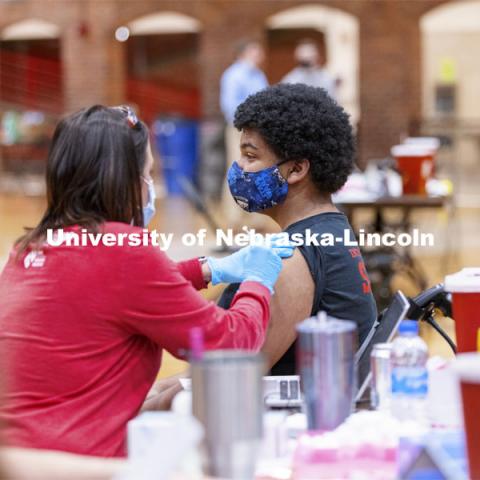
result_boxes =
[191,350,265,479]
[297,313,358,431]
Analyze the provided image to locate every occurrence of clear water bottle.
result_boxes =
[390,320,429,426]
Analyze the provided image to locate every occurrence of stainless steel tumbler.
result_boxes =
[297,313,358,431]
[191,350,265,479]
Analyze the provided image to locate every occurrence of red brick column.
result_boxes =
[61,4,126,112]
[357,2,422,166]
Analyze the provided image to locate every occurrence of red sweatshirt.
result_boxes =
[0,222,270,457]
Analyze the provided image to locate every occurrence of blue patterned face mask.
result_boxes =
[227,160,289,213]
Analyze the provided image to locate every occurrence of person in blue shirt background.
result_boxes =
[220,39,272,233]
[220,39,268,123]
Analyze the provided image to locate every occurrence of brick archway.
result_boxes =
[0,17,63,113]
[115,10,204,122]
[0,13,66,35]
[420,0,480,120]
[263,4,360,129]
[106,1,209,34]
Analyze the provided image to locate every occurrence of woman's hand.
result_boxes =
[140,377,184,412]
[206,235,295,287]
[241,245,284,293]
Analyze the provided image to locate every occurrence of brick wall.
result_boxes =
[0,0,451,166]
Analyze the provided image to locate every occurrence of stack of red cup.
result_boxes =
[391,137,440,195]
[445,268,480,479]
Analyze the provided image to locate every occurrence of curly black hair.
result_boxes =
[233,83,355,193]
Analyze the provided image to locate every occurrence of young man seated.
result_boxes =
[219,83,377,374]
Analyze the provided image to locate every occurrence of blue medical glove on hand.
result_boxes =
[242,245,283,294]
[207,248,248,285]
[268,233,296,259]
[207,241,293,290]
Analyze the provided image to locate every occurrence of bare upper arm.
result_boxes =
[261,248,314,368]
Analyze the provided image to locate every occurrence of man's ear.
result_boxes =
[285,159,310,185]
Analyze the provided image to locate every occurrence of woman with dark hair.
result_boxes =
[0,105,292,458]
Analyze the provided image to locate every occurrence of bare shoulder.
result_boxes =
[274,248,314,298]
[261,248,315,367]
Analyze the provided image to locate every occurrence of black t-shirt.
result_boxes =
[218,212,377,375]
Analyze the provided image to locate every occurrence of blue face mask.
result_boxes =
[227,161,289,213]
[142,177,156,226]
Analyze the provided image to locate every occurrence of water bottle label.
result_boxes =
[391,367,428,396]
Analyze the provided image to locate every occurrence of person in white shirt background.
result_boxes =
[282,39,337,100]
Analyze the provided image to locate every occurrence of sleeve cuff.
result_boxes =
[177,258,208,290]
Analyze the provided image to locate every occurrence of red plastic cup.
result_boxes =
[391,145,434,195]
[445,268,480,353]
[452,353,480,480]
[403,138,440,175]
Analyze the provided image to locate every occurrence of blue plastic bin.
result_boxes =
[153,117,199,196]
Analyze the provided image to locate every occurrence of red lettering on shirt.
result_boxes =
[358,261,372,294]
[349,247,361,258]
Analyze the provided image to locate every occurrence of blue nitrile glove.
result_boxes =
[268,233,296,258]
[242,245,283,294]
[207,237,295,286]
